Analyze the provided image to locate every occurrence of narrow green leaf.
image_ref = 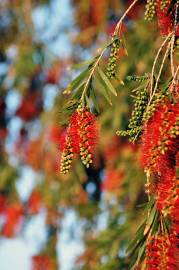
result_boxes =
[151,211,159,235]
[128,248,139,269]
[93,72,112,105]
[90,86,100,113]
[144,197,155,211]
[66,68,90,92]
[72,83,85,99]
[146,205,156,228]
[126,223,145,253]
[85,94,91,108]
[97,67,117,96]
[136,243,146,265]
[71,59,95,70]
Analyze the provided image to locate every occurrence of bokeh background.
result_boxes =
[0,1,158,269]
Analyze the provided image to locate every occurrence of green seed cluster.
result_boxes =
[80,144,92,168]
[126,74,150,83]
[117,88,148,142]
[144,0,156,21]
[117,126,142,142]
[142,92,166,122]
[60,137,73,174]
[106,37,120,79]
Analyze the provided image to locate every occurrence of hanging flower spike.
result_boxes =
[59,112,80,174]
[140,100,179,172]
[59,108,97,173]
[140,99,179,211]
[77,106,98,168]
[60,132,75,174]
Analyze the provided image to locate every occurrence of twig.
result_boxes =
[170,65,179,98]
[171,65,179,87]
[151,39,172,100]
[170,34,175,77]
[81,0,139,104]
[150,33,172,95]
[114,0,139,36]
[80,48,106,103]
[147,37,172,110]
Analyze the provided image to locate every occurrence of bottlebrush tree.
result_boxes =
[0,0,178,270]
[59,0,179,269]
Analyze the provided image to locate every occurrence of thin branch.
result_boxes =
[170,34,175,77]
[153,40,172,96]
[148,38,172,107]
[150,33,172,95]
[170,65,179,98]
[114,0,139,36]
[80,0,139,104]
[80,48,106,103]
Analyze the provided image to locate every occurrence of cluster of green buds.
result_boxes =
[126,74,150,83]
[144,0,156,21]
[117,88,148,142]
[142,92,166,122]
[117,126,142,142]
[106,36,120,79]
[60,136,74,174]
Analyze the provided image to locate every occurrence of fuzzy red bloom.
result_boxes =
[141,100,179,211]
[146,234,179,269]
[141,101,178,170]
[77,107,98,168]
[60,107,98,173]
[156,0,173,36]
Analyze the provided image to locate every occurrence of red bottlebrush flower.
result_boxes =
[156,0,173,36]
[60,107,98,173]
[140,99,179,211]
[2,203,23,237]
[59,113,80,174]
[28,191,42,215]
[60,134,74,174]
[102,169,124,192]
[146,234,179,269]
[77,106,98,168]
[141,100,179,171]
